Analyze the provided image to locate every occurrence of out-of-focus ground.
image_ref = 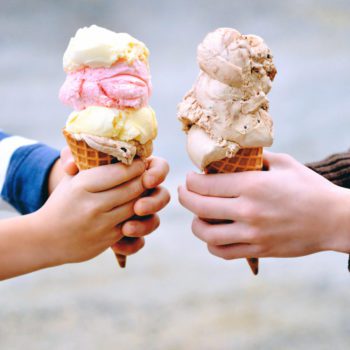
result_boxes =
[0,0,350,349]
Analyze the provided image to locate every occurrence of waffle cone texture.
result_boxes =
[63,129,152,170]
[205,147,263,174]
[205,147,263,275]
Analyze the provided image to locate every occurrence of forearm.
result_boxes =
[0,214,57,280]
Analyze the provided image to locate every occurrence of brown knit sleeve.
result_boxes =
[306,150,350,189]
[306,150,350,272]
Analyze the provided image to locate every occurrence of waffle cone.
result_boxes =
[205,147,263,174]
[63,129,153,268]
[205,147,263,275]
[63,129,153,171]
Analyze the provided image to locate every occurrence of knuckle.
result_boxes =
[139,238,146,249]
[199,225,219,245]
[162,187,171,203]
[221,249,233,260]
[246,178,263,193]
[207,244,217,256]
[235,204,251,221]
[237,202,261,224]
[207,244,231,260]
[153,215,160,230]
[193,199,210,217]
[185,173,196,191]
[278,153,294,164]
[206,234,220,246]
[135,160,146,173]
[196,206,208,218]
[132,177,144,195]
[123,220,137,235]
[154,157,170,175]
[191,218,201,235]
[192,218,209,241]
[113,225,123,240]
[164,161,170,175]
[117,165,129,180]
[177,187,186,205]
[254,245,268,257]
[146,201,156,214]
[71,175,85,193]
[81,200,100,222]
[242,227,255,242]
[245,226,261,242]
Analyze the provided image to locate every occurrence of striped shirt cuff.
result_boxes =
[0,132,60,214]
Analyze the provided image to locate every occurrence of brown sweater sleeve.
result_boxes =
[306,150,350,272]
[306,150,350,189]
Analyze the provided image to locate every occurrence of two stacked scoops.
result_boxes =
[60,25,157,267]
[177,28,277,275]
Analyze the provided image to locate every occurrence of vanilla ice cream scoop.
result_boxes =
[63,25,149,72]
[178,27,276,170]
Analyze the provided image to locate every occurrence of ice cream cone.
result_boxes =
[60,26,157,271]
[205,147,263,174]
[63,129,153,268]
[205,147,263,275]
[115,253,127,268]
[63,129,116,170]
[63,129,153,170]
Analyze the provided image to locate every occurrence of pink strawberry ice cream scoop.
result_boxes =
[59,59,152,110]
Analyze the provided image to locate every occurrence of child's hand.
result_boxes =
[35,160,147,265]
[59,148,170,258]
[178,152,350,261]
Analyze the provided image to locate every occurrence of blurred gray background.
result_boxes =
[1,0,350,349]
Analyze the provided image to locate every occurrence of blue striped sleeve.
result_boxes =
[0,133,60,214]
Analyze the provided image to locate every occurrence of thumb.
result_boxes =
[60,146,79,175]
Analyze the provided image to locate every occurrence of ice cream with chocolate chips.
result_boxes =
[178,27,276,170]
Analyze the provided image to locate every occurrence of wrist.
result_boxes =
[27,210,64,268]
[325,187,350,253]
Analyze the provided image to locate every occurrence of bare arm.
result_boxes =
[0,161,147,280]
[0,214,57,279]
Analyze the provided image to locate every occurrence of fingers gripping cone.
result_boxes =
[63,129,154,269]
[205,147,263,275]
